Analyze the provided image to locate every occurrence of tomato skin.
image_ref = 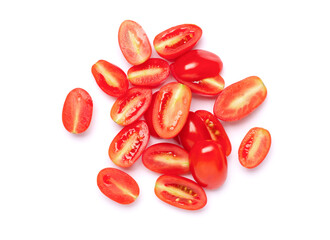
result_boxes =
[144,91,159,137]
[189,140,227,189]
[62,88,93,134]
[154,175,207,210]
[97,168,139,204]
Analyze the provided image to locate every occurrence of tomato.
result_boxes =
[144,91,159,137]
[189,140,227,189]
[110,87,152,126]
[62,88,93,134]
[118,20,151,65]
[152,82,192,139]
[238,127,271,168]
[142,143,189,175]
[153,24,202,60]
[127,58,170,87]
[91,60,128,97]
[154,175,207,210]
[170,50,223,81]
[214,76,267,121]
[97,168,139,204]
[109,120,149,168]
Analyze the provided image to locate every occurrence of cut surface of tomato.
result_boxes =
[144,91,159,137]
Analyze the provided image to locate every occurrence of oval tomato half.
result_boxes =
[154,175,207,210]
[144,91,159,137]
[109,120,149,168]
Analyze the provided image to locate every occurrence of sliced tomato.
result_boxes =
[62,88,93,134]
[97,168,139,204]
[118,20,151,65]
[91,60,128,97]
[152,82,192,139]
[109,120,149,168]
[144,91,159,137]
[142,143,189,175]
[214,76,267,121]
[111,87,152,126]
[127,58,170,87]
[238,127,271,168]
[154,175,207,210]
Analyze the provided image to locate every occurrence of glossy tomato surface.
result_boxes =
[144,91,159,137]
[154,175,207,210]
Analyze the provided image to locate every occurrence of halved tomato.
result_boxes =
[214,76,267,121]
[118,20,151,65]
[142,143,189,175]
[111,87,152,126]
[154,175,207,210]
[127,58,170,87]
[91,60,128,97]
[238,127,271,168]
[109,120,149,168]
[144,91,159,137]
[97,168,139,204]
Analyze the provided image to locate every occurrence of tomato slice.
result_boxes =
[108,120,149,168]
[91,60,129,97]
[213,76,267,121]
[142,143,189,175]
[127,58,170,87]
[238,127,271,168]
[152,82,192,139]
[154,175,207,210]
[144,91,159,138]
[97,168,139,204]
[111,87,152,126]
[62,88,93,134]
[118,20,151,65]
[153,24,202,60]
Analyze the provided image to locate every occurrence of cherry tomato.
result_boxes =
[97,168,139,204]
[91,60,128,97]
[118,20,151,65]
[154,175,207,210]
[142,143,189,175]
[62,88,93,134]
[189,140,227,189]
[110,87,152,126]
[153,24,202,60]
[144,91,159,138]
[238,127,271,168]
[214,76,267,121]
[108,120,149,168]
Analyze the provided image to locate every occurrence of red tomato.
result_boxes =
[154,175,207,210]
[127,58,170,87]
[238,127,271,168]
[152,82,192,139]
[97,168,139,204]
[170,50,223,81]
[110,87,152,126]
[118,20,151,65]
[189,140,227,189]
[91,60,128,97]
[142,143,189,175]
[62,88,93,134]
[144,91,159,137]
[108,120,149,168]
[214,76,267,121]
[153,24,202,60]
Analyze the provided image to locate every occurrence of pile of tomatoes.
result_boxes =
[62,20,271,210]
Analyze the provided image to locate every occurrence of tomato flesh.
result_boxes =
[144,91,159,137]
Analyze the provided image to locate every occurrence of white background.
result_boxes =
[1,0,330,239]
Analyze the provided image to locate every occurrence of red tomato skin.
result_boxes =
[144,91,159,138]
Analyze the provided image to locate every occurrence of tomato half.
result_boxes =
[152,82,192,139]
[118,20,151,65]
[91,60,129,97]
[144,91,159,137]
[189,140,227,189]
[109,120,149,168]
[154,175,207,210]
[153,24,202,60]
[127,58,170,87]
[62,88,93,134]
[110,87,152,126]
[213,76,267,121]
[238,127,271,168]
[142,143,189,175]
[97,168,139,204]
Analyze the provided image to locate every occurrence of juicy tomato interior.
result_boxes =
[144,91,159,137]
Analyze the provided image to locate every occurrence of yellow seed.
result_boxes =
[189,190,193,194]
[205,119,210,124]
[214,130,220,136]
[188,200,192,204]
[175,198,180,202]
